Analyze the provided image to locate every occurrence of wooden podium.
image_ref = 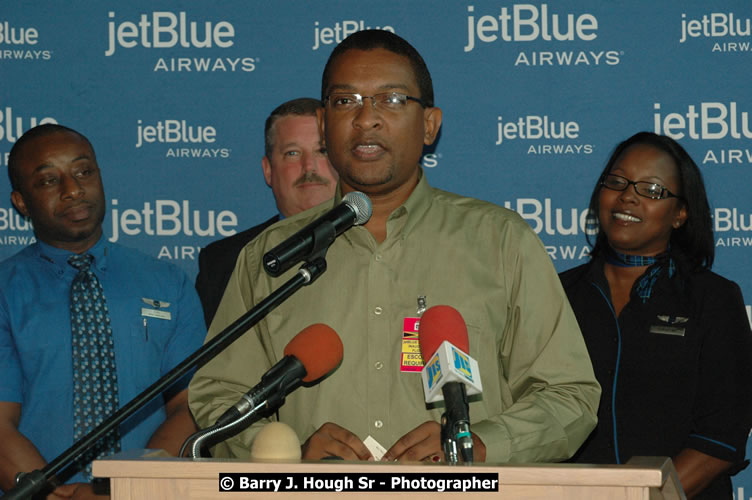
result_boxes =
[93,451,685,499]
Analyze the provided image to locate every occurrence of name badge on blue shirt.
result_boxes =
[141,297,171,320]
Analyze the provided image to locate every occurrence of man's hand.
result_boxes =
[301,423,372,461]
[145,389,197,456]
[383,421,442,462]
[383,421,488,463]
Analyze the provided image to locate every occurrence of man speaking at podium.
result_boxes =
[189,30,600,464]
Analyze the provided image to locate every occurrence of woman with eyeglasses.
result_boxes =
[559,132,752,499]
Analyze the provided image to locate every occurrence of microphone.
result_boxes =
[263,191,372,277]
[418,306,482,464]
[215,324,343,427]
[250,422,302,461]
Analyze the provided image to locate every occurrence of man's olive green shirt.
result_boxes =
[189,173,600,463]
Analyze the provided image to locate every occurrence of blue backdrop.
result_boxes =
[2,1,751,496]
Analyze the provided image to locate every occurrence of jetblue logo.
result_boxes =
[108,198,238,243]
[105,11,235,56]
[0,21,38,45]
[105,12,255,73]
[501,197,595,262]
[714,208,752,233]
[136,119,216,147]
[465,4,622,66]
[0,205,33,231]
[465,4,598,52]
[496,115,580,144]
[654,102,752,141]
[0,106,57,146]
[0,22,53,61]
[502,198,596,236]
[679,12,751,43]
[495,115,594,155]
[654,102,752,166]
[312,21,395,51]
[135,120,231,159]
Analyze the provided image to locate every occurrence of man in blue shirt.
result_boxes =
[0,124,205,498]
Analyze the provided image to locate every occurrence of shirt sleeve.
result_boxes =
[686,278,752,464]
[471,221,601,463]
[0,299,23,403]
[160,266,207,398]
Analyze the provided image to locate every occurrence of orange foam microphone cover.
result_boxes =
[418,305,469,363]
[283,323,343,382]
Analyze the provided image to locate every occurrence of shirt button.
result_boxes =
[374,306,383,315]
[374,420,383,429]
[375,254,382,262]
[374,361,383,370]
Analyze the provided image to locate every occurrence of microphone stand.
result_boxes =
[7,256,329,500]
[440,414,459,464]
[440,383,474,465]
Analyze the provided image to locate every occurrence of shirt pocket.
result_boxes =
[109,297,173,388]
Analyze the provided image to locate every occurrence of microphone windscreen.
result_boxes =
[343,191,373,225]
[250,421,301,461]
[283,324,343,382]
[418,305,470,363]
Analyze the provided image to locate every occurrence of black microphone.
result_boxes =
[215,324,343,426]
[263,191,372,277]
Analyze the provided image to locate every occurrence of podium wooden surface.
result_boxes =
[93,451,685,499]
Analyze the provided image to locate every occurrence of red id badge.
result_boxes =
[400,317,424,372]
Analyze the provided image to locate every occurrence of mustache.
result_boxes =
[294,172,331,187]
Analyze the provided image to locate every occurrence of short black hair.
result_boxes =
[586,131,714,270]
[321,29,434,108]
[8,123,94,191]
[264,97,323,157]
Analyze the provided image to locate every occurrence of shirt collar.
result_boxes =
[399,168,432,238]
[36,235,109,273]
[333,167,434,243]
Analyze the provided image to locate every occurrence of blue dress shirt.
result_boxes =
[0,236,205,484]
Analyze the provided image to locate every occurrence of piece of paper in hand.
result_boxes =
[364,435,386,461]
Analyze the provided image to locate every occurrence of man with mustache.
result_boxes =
[190,31,599,464]
[195,97,338,327]
[0,124,205,498]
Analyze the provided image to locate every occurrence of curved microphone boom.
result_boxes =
[215,323,344,427]
[419,305,482,464]
[263,191,372,277]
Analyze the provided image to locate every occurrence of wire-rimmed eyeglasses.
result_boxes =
[324,92,426,112]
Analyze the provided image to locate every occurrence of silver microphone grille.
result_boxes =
[342,191,372,226]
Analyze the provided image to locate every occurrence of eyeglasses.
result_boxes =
[600,174,681,200]
[324,92,426,112]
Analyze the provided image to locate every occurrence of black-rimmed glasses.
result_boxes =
[324,92,426,112]
[600,174,681,200]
